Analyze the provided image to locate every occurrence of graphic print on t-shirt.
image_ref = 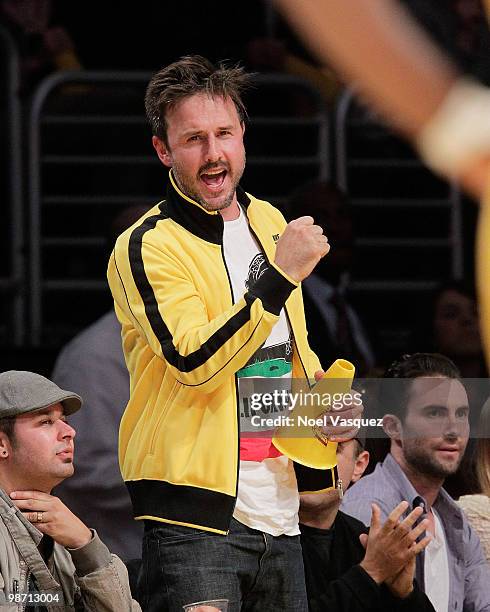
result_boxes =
[223,209,299,536]
[238,254,292,461]
[245,253,268,290]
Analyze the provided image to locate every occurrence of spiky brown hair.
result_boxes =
[145,55,252,144]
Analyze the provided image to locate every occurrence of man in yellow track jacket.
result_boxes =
[107,55,354,612]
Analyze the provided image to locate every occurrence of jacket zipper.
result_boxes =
[219,241,241,527]
[14,572,26,612]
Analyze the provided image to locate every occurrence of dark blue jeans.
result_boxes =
[139,517,308,612]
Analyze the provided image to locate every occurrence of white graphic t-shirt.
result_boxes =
[223,208,299,536]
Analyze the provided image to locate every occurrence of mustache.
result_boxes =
[199,161,230,175]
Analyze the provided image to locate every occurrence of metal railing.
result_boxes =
[28,71,330,345]
[335,87,464,291]
[0,25,24,346]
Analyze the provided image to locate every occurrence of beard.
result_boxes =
[172,155,245,212]
[403,441,463,480]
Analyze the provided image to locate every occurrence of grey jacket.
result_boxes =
[0,490,141,611]
[341,453,490,612]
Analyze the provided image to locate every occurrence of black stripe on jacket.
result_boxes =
[127,185,295,377]
[127,480,235,533]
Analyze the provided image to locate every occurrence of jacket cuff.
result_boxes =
[340,565,382,603]
[67,529,112,577]
[247,264,297,315]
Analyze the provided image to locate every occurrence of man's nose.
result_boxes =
[205,135,221,162]
[443,426,458,441]
[443,414,465,439]
[59,420,76,440]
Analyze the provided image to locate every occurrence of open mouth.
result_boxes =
[200,168,227,190]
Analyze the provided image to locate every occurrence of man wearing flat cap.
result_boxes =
[0,370,140,611]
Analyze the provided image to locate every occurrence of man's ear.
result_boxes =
[152,136,172,167]
[0,434,10,458]
[383,414,402,440]
[352,450,369,483]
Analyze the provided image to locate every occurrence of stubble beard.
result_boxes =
[404,442,463,480]
[171,155,245,212]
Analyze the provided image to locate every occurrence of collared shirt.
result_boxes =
[341,453,490,612]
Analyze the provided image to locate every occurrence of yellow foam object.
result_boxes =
[272,359,355,469]
[477,187,490,370]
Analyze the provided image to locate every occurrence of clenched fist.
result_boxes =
[275,216,330,282]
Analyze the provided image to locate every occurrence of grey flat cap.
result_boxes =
[0,370,82,419]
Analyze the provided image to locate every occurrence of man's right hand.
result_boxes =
[11,490,92,550]
[359,501,431,585]
[274,216,329,282]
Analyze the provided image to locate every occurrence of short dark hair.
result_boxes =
[382,352,461,419]
[145,55,252,144]
[338,438,364,458]
[0,416,16,443]
[352,438,365,457]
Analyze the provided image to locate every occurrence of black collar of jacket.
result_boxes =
[165,169,251,245]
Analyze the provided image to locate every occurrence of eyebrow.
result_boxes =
[420,404,469,412]
[182,125,235,137]
[32,408,65,418]
[182,129,203,136]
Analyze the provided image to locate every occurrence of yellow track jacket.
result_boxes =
[107,172,326,534]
